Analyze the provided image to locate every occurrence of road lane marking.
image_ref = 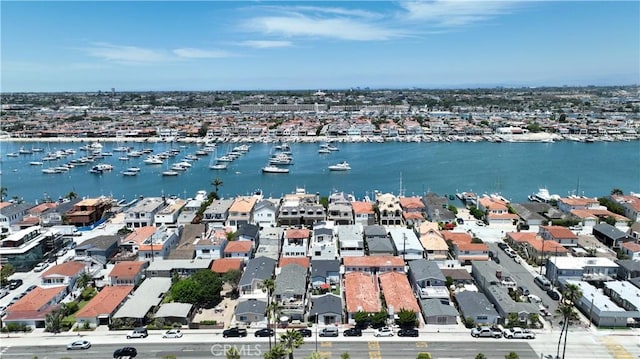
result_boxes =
[368,341,380,350]
[320,341,332,348]
[416,341,428,348]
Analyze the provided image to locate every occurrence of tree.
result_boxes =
[353,310,369,328]
[475,354,487,359]
[610,188,624,196]
[65,191,78,200]
[505,353,519,359]
[556,283,583,359]
[212,178,224,194]
[263,344,288,359]
[396,308,418,328]
[416,353,432,359]
[340,353,351,359]
[191,269,223,308]
[223,269,242,291]
[76,272,92,289]
[226,346,240,359]
[261,278,276,349]
[45,308,64,333]
[0,187,7,201]
[170,278,203,304]
[0,263,15,285]
[280,329,304,359]
[370,310,388,328]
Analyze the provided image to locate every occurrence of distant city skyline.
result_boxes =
[1,1,638,92]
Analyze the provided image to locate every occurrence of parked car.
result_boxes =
[497,242,508,250]
[342,328,362,337]
[297,328,312,337]
[254,328,275,337]
[518,286,530,296]
[547,289,561,301]
[67,340,91,350]
[373,327,394,337]
[397,328,419,337]
[456,218,464,225]
[126,327,148,339]
[0,306,7,317]
[527,294,542,304]
[476,220,486,227]
[504,327,536,339]
[8,279,23,290]
[113,347,137,358]
[162,329,183,338]
[319,327,339,337]
[470,326,502,338]
[222,327,247,338]
[33,262,49,272]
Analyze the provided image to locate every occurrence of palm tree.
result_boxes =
[225,346,240,359]
[260,278,275,349]
[77,272,93,289]
[267,300,283,348]
[0,187,7,202]
[280,329,304,359]
[610,188,624,196]
[555,283,582,359]
[263,344,288,359]
[212,178,223,194]
[65,191,78,200]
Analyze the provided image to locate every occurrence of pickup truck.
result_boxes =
[222,327,248,338]
[504,327,536,339]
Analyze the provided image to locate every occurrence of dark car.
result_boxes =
[223,327,248,338]
[497,242,508,250]
[547,289,561,300]
[398,328,419,337]
[456,218,464,225]
[297,328,312,337]
[113,347,137,358]
[342,328,362,337]
[8,279,23,290]
[254,328,275,337]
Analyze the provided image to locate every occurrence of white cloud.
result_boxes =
[399,0,518,27]
[241,40,293,49]
[85,43,171,63]
[172,48,233,58]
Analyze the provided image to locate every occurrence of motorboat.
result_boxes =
[6,152,18,157]
[209,163,228,170]
[89,164,114,174]
[171,163,188,171]
[29,161,44,166]
[528,188,560,203]
[162,170,179,176]
[122,169,139,176]
[143,156,163,165]
[262,165,289,174]
[328,161,351,171]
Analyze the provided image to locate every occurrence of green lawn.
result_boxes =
[63,299,90,323]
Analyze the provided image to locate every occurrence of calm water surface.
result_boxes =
[1,141,638,203]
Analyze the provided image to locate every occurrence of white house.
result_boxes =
[387,227,424,260]
[252,199,280,228]
[125,197,166,228]
[310,222,337,260]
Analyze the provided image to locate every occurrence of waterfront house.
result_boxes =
[337,223,365,257]
[546,256,619,284]
[112,278,172,326]
[477,195,518,225]
[202,198,234,225]
[539,225,579,247]
[24,202,57,226]
[376,193,404,226]
[310,259,340,289]
[407,259,449,300]
[195,226,228,260]
[65,197,111,227]
[421,193,455,224]
[417,222,449,261]
[310,294,343,325]
[510,203,549,227]
[557,196,601,214]
[223,240,254,262]
[177,193,207,225]
[310,222,337,260]
[274,263,308,321]
[0,202,35,232]
[343,255,405,274]
[145,258,213,278]
[40,261,86,288]
[352,201,375,226]
[124,197,166,228]
[277,188,326,227]
[227,196,258,228]
[620,242,640,261]
[506,232,568,264]
[454,290,500,326]
[378,271,421,316]
[154,199,186,226]
[326,192,354,225]
[238,256,276,295]
[108,260,147,286]
[282,228,310,257]
[612,194,640,222]
[75,285,134,327]
[592,223,632,248]
[252,198,280,229]
[0,226,62,272]
[344,272,381,323]
[3,286,67,329]
[38,199,79,227]
[74,234,119,265]
[388,227,424,260]
[235,298,267,324]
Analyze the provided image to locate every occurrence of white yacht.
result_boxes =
[328,161,351,171]
[262,165,289,174]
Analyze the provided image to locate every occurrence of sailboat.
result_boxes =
[208,147,228,170]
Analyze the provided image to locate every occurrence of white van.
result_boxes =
[534,275,552,291]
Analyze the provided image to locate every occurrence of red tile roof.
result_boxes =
[455,242,489,252]
[109,261,147,278]
[344,272,380,313]
[41,261,86,278]
[351,201,374,214]
[8,286,65,312]
[278,257,310,268]
[285,228,311,239]
[210,258,244,273]
[442,231,472,245]
[540,226,577,239]
[224,240,253,253]
[378,272,420,313]
[622,241,640,253]
[75,285,134,319]
[399,197,425,210]
[343,255,405,268]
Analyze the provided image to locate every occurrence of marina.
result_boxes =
[0,140,638,203]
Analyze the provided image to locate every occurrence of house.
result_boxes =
[612,194,640,223]
[407,259,449,300]
[278,257,309,269]
[510,203,550,227]
[210,258,244,274]
[310,259,341,289]
[227,196,258,228]
[441,268,474,286]
[419,299,459,325]
[281,228,310,257]
[0,202,35,232]
[40,261,86,288]
[310,294,343,325]
[168,223,201,260]
[203,199,234,225]
[135,226,180,261]
[237,223,261,244]
[557,197,601,214]
[376,193,404,226]
[343,255,405,274]
[442,231,473,247]
[506,232,569,265]
[124,197,166,228]
[337,224,365,257]
[546,257,619,284]
[352,201,375,226]
[539,225,579,247]
[252,198,280,229]
[254,228,282,261]
[366,236,395,256]
[154,199,186,226]
[417,222,449,261]
[235,298,267,324]
[562,279,637,327]
[455,290,500,326]
[620,242,640,261]
[223,240,254,262]
[344,272,381,322]
[74,235,119,265]
[604,281,640,312]
[421,193,456,224]
[38,199,79,227]
[195,226,229,260]
[453,242,489,263]
[108,261,148,286]
[277,189,325,226]
[629,222,640,241]
[3,286,67,328]
[476,195,518,225]
[616,260,640,281]
[572,209,629,228]
[592,223,632,248]
[310,222,337,260]
[238,256,276,295]
[326,192,354,225]
[178,192,207,225]
[112,278,172,326]
[378,271,421,315]
[0,226,63,272]
[75,285,134,327]
[145,259,213,278]
[388,227,424,260]
[154,302,194,325]
[274,264,308,321]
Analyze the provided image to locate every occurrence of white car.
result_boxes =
[162,329,183,338]
[33,262,49,272]
[67,340,91,350]
[374,327,394,337]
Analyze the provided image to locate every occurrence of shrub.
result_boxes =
[199,320,217,325]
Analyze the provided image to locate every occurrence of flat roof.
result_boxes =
[113,278,171,319]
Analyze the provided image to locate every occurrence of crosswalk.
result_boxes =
[600,336,635,359]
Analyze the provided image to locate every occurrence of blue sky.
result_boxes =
[1,1,638,92]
